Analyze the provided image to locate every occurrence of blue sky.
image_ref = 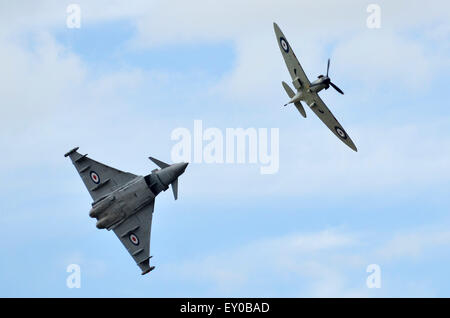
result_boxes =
[0,0,449,297]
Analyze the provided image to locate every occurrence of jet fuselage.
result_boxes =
[90,162,188,229]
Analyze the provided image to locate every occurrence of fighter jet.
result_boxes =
[64,147,188,275]
[273,22,357,151]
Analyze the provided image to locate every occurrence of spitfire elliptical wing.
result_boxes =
[112,201,155,275]
[64,147,138,202]
[304,94,358,151]
[274,22,357,152]
[273,22,311,90]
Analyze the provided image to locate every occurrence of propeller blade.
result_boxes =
[330,82,344,95]
[326,58,330,77]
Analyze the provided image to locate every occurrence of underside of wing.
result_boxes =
[111,201,155,275]
[65,148,138,202]
[304,94,357,151]
[273,22,310,90]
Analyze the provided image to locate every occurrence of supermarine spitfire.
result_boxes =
[274,22,357,151]
[65,147,188,275]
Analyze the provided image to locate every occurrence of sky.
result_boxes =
[0,0,449,297]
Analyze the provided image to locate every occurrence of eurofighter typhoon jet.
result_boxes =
[274,23,357,151]
[65,147,188,275]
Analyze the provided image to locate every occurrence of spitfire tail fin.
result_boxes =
[282,81,295,98]
[281,82,307,118]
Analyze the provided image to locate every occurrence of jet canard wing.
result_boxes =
[303,94,358,152]
[273,22,311,90]
[111,201,155,275]
[65,147,138,202]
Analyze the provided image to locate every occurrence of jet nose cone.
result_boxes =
[156,162,189,187]
[180,162,188,172]
[172,162,188,178]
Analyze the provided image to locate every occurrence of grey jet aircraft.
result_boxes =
[274,22,357,151]
[65,147,188,275]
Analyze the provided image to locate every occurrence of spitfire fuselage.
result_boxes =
[289,91,304,104]
[309,76,330,94]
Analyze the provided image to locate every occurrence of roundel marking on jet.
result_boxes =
[90,171,100,184]
[335,126,347,139]
[129,233,139,245]
[280,37,289,53]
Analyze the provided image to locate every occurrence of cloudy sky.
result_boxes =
[0,0,449,297]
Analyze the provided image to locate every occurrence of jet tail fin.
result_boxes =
[171,178,178,200]
[149,157,170,169]
[149,158,187,200]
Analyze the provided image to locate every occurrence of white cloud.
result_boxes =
[128,0,450,97]
[0,1,449,298]
[162,225,450,296]
[0,31,199,172]
[176,118,450,200]
[377,228,450,261]
[163,229,365,296]
[0,32,113,167]
[0,1,448,201]
[275,120,450,195]
[2,1,447,97]
[334,32,434,89]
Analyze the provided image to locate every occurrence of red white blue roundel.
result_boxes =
[129,233,139,245]
[90,171,100,184]
[335,126,347,139]
[280,37,289,53]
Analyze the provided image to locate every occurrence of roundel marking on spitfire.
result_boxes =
[90,171,100,184]
[280,37,289,53]
[334,126,347,140]
[129,233,139,246]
